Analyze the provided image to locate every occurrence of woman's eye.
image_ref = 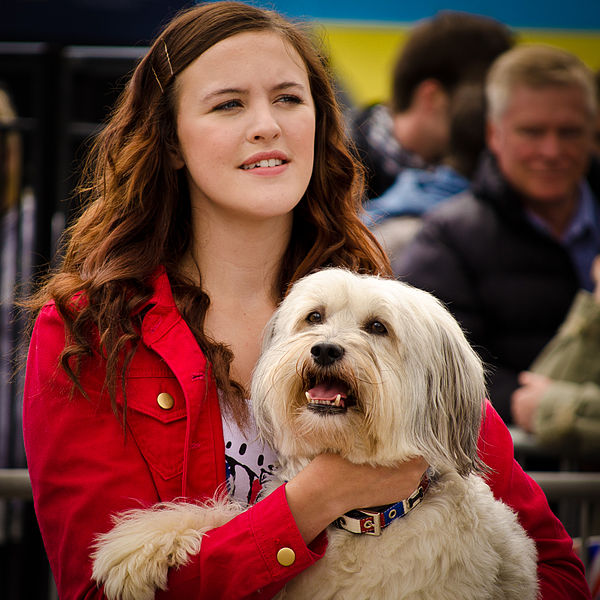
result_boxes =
[306,311,322,324]
[365,320,387,335]
[213,99,242,111]
[277,95,302,105]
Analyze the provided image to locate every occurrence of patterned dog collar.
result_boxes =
[334,474,429,536]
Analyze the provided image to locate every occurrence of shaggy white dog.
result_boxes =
[92,269,538,600]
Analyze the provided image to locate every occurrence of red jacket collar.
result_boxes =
[137,266,184,345]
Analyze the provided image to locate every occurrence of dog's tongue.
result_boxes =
[306,381,348,402]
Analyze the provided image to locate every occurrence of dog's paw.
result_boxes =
[92,500,241,600]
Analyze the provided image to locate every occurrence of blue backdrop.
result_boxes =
[261,0,600,30]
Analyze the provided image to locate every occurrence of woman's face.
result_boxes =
[173,30,316,225]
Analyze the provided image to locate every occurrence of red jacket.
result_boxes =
[23,268,590,599]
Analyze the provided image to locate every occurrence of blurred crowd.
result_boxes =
[4,10,598,465]
[1,8,599,596]
[348,13,600,456]
[346,19,600,592]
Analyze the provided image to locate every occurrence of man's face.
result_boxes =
[487,84,594,209]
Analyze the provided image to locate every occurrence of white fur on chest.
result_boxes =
[276,472,537,600]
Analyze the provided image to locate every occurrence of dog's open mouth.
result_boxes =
[304,378,356,415]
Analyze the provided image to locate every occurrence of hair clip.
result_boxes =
[151,66,164,94]
[163,40,174,77]
[151,40,173,94]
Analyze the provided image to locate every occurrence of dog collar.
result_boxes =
[333,474,429,536]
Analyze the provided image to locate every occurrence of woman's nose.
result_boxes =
[246,104,281,142]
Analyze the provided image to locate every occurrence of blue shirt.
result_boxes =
[526,182,600,291]
[363,165,470,225]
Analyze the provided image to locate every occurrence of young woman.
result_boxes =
[23,2,590,598]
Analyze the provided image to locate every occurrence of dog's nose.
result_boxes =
[310,343,344,366]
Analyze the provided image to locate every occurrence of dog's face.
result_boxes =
[251,269,486,475]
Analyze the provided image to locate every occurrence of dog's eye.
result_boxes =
[306,311,322,324]
[365,320,387,335]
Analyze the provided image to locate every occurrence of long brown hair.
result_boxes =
[28,1,390,422]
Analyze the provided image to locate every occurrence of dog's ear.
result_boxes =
[252,310,281,445]
[421,321,487,477]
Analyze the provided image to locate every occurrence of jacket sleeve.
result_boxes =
[479,401,591,600]
[23,304,326,600]
[530,290,600,455]
[535,380,600,455]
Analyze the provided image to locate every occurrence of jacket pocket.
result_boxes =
[121,367,187,481]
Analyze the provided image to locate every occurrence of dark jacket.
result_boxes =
[396,152,600,423]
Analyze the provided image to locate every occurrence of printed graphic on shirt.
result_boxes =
[224,440,276,505]
[220,392,278,505]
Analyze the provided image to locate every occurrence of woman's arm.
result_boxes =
[162,456,427,600]
[479,401,591,600]
[285,453,428,544]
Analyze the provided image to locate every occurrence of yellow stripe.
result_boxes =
[517,29,600,70]
[316,22,600,107]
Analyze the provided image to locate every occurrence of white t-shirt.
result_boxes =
[221,402,278,506]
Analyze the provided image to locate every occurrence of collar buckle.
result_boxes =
[360,510,383,536]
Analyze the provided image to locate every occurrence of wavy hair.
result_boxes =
[28,1,390,423]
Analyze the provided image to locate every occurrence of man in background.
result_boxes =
[396,45,599,424]
[349,11,514,199]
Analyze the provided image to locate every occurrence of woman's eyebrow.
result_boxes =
[201,81,307,103]
[273,81,306,92]
[201,87,243,103]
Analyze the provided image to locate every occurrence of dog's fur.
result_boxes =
[92,269,538,599]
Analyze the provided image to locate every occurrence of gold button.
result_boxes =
[276,547,295,567]
[157,392,174,410]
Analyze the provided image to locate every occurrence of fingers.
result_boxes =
[511,372,550,432]
[518,371,550,386]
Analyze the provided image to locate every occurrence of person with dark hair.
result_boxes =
[22,3,590,599]
[397,45,599,428]
[349,11,514,199]
[445,83,488,178]
[364,83,487,264]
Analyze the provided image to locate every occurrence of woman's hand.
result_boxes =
[284,454,428,544]
[511,371,552,432]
